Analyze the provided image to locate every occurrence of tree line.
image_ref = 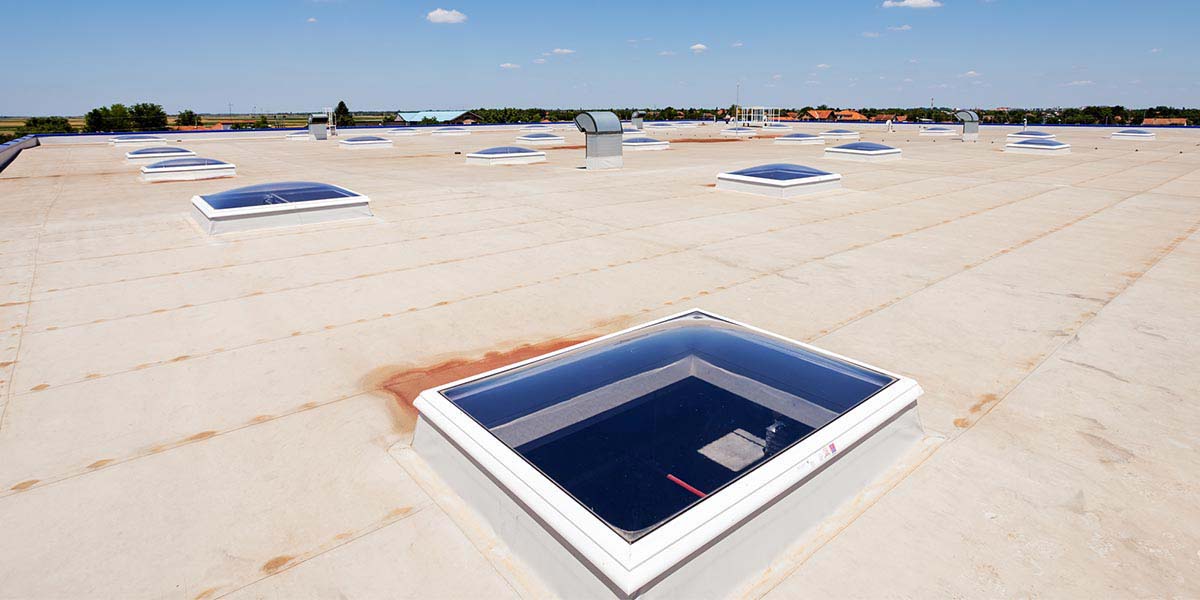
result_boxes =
[6,101,1195,141]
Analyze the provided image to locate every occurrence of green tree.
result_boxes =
[84,104,133,132]
[333,100,355,127]
[18,116,75,134]
[175,110,202,127]
[254,115,270,129]
[129,103,168,131]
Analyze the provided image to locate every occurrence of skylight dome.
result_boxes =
[1005,138,1072,155]
[515,132,565,145]
[465,146,546,165]
[124,146,196,161]
[110,135,166,145]
[1007,130,1056,140]
[720,127,757,138]
[432,126,471,136]
[386,128,423,136]
[819,129,861,140]
[339,136,393,148]
[824,141,902,162]
[140,157,235,182]
[774,132,825,146]
[919,126,958,137]
[1111,129,1155,140]
[717,163,842,197]
[190,181,372,234]
[622,137,670,151]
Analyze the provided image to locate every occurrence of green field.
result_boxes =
[0,113,396,137]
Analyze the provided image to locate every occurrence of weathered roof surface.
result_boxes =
[1,123,1198,598]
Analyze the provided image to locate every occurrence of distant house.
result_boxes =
[803,109,834,121]
[1141,117,1187,126]
[394,110,483,125]
[870,113,906,123]
[834,110,868,122]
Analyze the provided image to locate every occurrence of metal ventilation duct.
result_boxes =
[573,111,624,170]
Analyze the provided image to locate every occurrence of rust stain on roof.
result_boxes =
[363,336,597,433]
[10,479,39,492]
[260,555,294,575]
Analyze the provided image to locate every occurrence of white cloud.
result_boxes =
[731,41,744,47]
[499,63,520,69]
[816,63,831,69]
[306,17,317,22]
[426,8,467,24]
[1150,47,1162,53]
[772,73,783,80]
[903,77,914,83]
[888,24,912,31]
[1066,80,1094,86]
[551,48,575,55]
[658,50,676,56]
[533,58,546,64]
[882,0,942,7]
[690,43,708,53]
[805,80,821,85]
[908,58,919,63]
[862,31,881,38]
[960,70,980,78]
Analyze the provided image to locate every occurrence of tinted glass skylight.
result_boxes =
[113,135,162,141]
[437,127,466,131]
[475,146,537,155]
[442,312,894,542]
[1012,130,1051,136]
[145,158,229,169]
[782,133,817,138]
[1119,129,1150,134]
[1012,139,1066,147]
[624,137,663,143]
[345,136,387,142]
[725,127,752,131]
[728,163,833,181]
[199,182,357,210]
[129,146,190,155]
[824,129,854,134]
[836,142,894,151]
[926,126,951,131]
[520,133,559,138]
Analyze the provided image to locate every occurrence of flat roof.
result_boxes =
[1,122,1198,598]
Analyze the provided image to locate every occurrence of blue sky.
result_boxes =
[5,0,1198,115]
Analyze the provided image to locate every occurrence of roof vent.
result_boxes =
[573,111,623,170]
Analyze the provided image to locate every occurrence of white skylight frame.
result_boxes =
[124,147,196,160]
[413,308,922,596]
[515,133,566,145]
[190,186,370,220]
[819,130,861,140]
[1111,130,1155,140]
[1006,131,1056,139]
[338,137,394,148]
[824,145,902,157]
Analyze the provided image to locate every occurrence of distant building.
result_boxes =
[803,109,834,121]
[1141,117,1187,126]
[394,110,483,125]
[870,114,907,123]
[834,110,869,122]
